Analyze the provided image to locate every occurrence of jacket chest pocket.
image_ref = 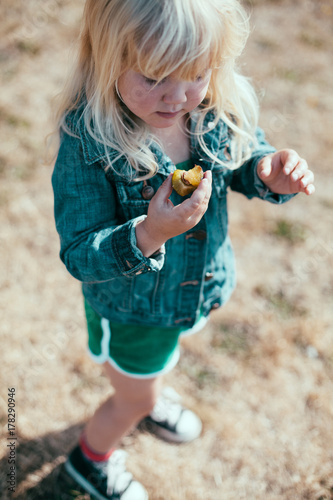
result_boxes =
[114,179,155,221]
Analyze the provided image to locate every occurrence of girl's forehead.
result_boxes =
[131,48,216,81]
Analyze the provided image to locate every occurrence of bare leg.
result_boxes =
[84,362,162,454]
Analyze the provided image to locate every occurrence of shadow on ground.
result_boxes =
[3,420,156,499]
[1,422,90,500]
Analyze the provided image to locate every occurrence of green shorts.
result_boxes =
[84,299,207,379]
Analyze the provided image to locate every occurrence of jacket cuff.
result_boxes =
[111,215,165,276]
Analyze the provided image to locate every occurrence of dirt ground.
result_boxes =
[0,1,332,499]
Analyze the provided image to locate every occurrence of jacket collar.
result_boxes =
[67,105,228,177]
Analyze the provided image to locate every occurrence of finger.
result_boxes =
[173,180,210,221]
[203,170,212,182]
[300,169,314,184]
[196,170,212,195]
[305,184,315,195]
[299,170,315,188]
[157,173,173,202]
[258,155,273,178]
[290,159,308,181]
[190,173,212,207]
[282,150,300,175]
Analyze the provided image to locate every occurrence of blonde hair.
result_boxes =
[55,0,259,179]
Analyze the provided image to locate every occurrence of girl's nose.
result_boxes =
[162,82,187,104]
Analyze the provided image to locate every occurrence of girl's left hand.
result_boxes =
[257,149,315,196]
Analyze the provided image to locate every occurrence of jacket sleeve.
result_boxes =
[51,131,164,283]
[229,127,296,204]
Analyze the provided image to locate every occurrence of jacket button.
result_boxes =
[204,272,214,281]
[186,230,207,240]
[142,185,155,200]
[211,302,220,310]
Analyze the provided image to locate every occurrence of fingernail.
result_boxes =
[284,167,290,175]
[292,172,298,181]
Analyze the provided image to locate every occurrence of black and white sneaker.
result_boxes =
[142,387,202,443]
[64,446,148,500]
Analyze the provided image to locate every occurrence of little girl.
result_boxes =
[52,0,315,498]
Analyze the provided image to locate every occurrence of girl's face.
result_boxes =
[117,69,211,130]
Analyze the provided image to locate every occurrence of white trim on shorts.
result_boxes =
[87,315,209,379]
[180,314,208,337]
[87,317,180,379]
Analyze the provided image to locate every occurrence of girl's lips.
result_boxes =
[156,110,181,119]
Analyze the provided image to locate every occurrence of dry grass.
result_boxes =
[0,1,333,499]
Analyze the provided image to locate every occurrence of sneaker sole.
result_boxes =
[144,419,202,443]
[64,459,149,500]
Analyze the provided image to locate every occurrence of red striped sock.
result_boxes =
[79,433,114,463]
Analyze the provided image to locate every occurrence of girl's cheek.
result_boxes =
[192,80,210,99]
[192,87,209,103]
[127,86,152,106]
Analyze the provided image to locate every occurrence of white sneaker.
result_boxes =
[142,387,202,443]
[65,446,148,500]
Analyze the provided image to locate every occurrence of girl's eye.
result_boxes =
[196,69,210,82]
[144,77,158,86]
[143,76,167,86]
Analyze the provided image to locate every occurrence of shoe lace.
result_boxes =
[98,449,133,496]
[150,387,183,427]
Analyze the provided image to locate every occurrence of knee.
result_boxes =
[114,384,159,420]
[126,393,157,419]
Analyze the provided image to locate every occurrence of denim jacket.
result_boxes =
[52,108,293,327]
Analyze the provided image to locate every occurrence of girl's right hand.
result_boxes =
[136,170,212,257]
